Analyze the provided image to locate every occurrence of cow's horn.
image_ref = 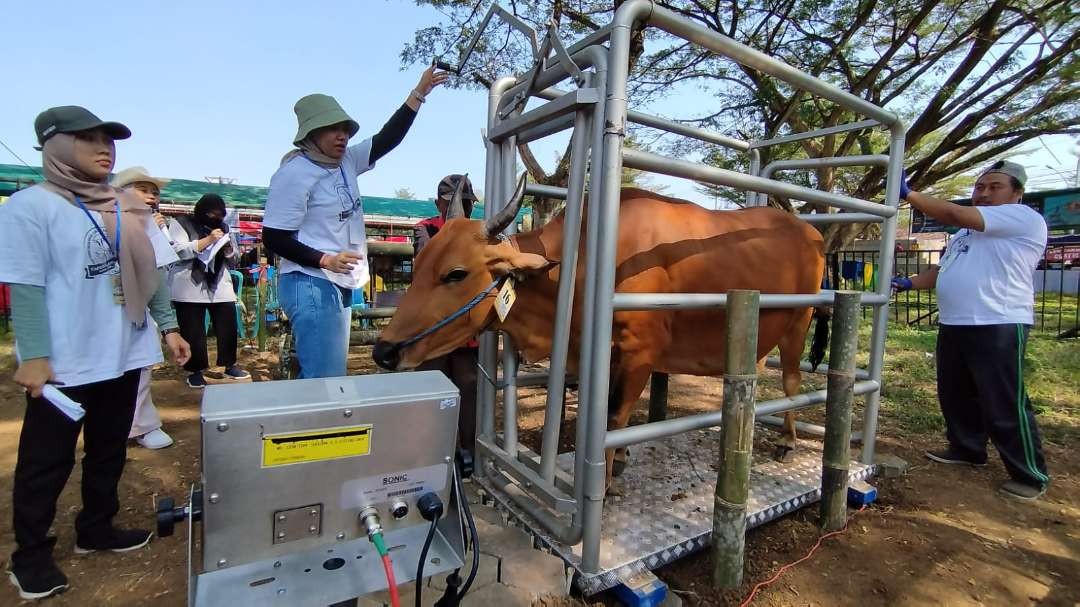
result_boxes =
[485,172,528,238]
[445,174,468,220]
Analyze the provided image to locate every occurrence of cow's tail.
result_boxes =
[808,254,839,372]
[808,306,831,372]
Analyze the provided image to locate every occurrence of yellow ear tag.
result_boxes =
[494,279,517,322]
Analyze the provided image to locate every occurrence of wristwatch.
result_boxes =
[161,328,180,338]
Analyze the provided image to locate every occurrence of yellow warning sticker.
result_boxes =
[262,425,372,468]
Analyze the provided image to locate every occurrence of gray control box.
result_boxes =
[191,372,464,605]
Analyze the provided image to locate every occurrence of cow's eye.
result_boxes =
[442,268,469,283]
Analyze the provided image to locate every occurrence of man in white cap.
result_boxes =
[893,160,1050,501]
[111,166,175,449]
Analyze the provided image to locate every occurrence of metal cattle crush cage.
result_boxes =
[440,0,905,594]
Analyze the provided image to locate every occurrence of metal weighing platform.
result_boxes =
[477,429,875,595]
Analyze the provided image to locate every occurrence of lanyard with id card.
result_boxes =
[338,165,366,246]
[75,196,125,305]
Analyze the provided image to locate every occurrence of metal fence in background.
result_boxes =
[827,244,1079,337]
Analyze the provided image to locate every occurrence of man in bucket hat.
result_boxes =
[263,65,447,379]
[892,160,1050,501]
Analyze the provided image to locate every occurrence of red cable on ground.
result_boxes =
[382,554,401,607]
[739,506,867,607]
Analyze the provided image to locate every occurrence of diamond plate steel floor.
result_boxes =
[476,427,875,595]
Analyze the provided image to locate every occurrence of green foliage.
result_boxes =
[393,187,417,200]
[402,0,1079,247]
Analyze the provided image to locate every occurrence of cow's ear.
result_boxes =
[489,251,557,277]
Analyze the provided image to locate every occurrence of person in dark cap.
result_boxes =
[166,193,248,388]
[413,174,480,458]
[893,160,1050,501]
[0,106,191,600]
[414,174,478,255]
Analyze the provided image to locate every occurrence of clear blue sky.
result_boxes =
[2,1,1076,206]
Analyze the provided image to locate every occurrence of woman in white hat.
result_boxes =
[263,65,447,378]
[111,166,176,449]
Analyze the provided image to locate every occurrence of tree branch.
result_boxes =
[517,142,548,182]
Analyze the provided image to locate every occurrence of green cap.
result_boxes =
[34,105,131,147]
[292,94,359,145]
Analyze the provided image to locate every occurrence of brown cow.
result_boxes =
[374,177,828,489]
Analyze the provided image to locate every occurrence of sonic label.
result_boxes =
[340,463,448,509]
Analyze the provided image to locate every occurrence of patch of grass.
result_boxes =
[875,325,945,437]
[1024,335,1080,445]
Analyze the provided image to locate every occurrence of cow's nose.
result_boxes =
[372,340,401,370]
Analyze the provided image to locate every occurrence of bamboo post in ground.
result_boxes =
[648,372,669,422]
[712,289,759,588]
[820,290,860,531]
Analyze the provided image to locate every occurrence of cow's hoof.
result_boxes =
[612,448,631,478]
[773,444,794,463]
[605,483,624,497]
[612,459,627,478]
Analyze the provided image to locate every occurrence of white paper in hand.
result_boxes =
[196,232,230,267]
[42,385,85,422]
[148,223,180,267]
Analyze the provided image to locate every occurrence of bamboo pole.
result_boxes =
[820,291,860,531]
[712,289,759,588]
[648,372,669,422]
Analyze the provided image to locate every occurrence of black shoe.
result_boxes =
[7,562,69,600]
[223,365,251,380]
[999,480,1047,501]
[75,528,152,554]
[186,372,207,389]
[925,447,987,467]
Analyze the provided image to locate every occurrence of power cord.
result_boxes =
[435,453,481,607]
[415,493,444,607]
[454,458,480,600]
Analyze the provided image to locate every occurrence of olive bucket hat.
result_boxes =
[292,94,359,145]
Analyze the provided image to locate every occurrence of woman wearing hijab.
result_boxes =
[0,106,191,600]
[111,166,176,449]
[167,193,249,388]
[263,65,447,378]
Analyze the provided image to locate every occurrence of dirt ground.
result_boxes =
[0,337,1077,606]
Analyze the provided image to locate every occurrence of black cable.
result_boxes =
[416,517,439,607]
[455,461,480,600]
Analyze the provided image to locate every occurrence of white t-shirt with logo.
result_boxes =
[936,203,1047,325]
[263,140,374,289]
[0,185,174,387]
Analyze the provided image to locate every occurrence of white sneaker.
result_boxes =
[136,428,174,449]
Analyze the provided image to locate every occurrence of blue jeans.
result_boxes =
[279,272,351,379]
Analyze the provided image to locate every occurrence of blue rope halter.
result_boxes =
[391,275,509,352]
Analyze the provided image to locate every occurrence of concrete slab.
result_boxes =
[873,453,910,478]
[460,582,535,606]
[499,546,569,597]
[428,552,500,592]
